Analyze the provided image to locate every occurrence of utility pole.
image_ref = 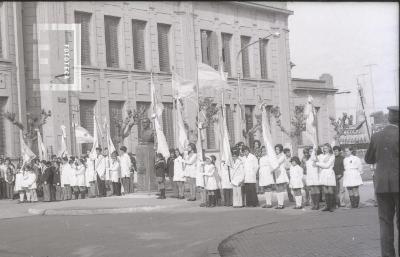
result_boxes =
[364,64,377,112]
[392,69,399,105]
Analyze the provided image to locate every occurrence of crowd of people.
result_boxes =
[0,146,137,202]
[155,140,364,211]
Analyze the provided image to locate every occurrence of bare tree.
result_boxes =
[3,109,52,150]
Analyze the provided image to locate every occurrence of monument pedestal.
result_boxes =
[135,145,156,192]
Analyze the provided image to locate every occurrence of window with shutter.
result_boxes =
[245,105,254,147]
[79,100,96,154]
[162,103,174,148]
[200,30,219,70]
[259,38,268,79]
[132,20,146,70]
[75,11,91,66]
[157,23,170,72]
[241,36,251,78]
[0,97,7,155]
[104,15,120,68]
[0,8,2,59]
[221,33,232,76]
[225,105,235,145]
[200,30,211,65]
[109,101,124,147]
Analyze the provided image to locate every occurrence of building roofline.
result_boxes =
[292,78,325,83]
[231,2,293,15]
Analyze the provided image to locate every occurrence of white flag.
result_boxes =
[172,71,196,99]
[89,116,100,159]
[150,74,170,159]
[21,135,36,164]
[59,125,68,157]
[219,103,233,168]
[75,125,94,144]
[197,62,230,90]
[176,100,188,153]
[304,95,318,147]
[105,122,116,156]
[261,105,279,170]
[37,130,47,160]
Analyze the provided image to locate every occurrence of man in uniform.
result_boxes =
[365,106,399,257]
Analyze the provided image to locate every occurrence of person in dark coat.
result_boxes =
[333,146,345,208]
[41,161,53,202]
[365,106,399,257]
[155,153,167,199]
[166,149,177,198]
[51,161,63,201]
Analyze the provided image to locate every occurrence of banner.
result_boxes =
[59,125,68,157]
[89,116,100,159]
[304,95,318,147]
[75,125,94,144]
[150,74,170,159]
[172,71,196,99]
[37,129,47,160]
[261,105,279,170]
[21,135,36,164]
[197,62,230,91]
[176,99,188,153]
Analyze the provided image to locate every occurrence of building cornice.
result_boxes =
[293,86,338,94]
[230,2,293,15]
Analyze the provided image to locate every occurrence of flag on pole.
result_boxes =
[236,104,246,143]
[304,95,318,147]
[219,100,233,168]
[197,62,230,91]
[172,71,196,99]
[59,125,68,157]
[89,116,100,159]
[21,134,36,164]
[150,73,170,159]
[75,125,94,144]
[36,129,47,160]
[104,121,116,156]
[261,104,279,170]
[176,99,188,153]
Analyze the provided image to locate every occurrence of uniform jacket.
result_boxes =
[22,171,37,189]
[242,153,259,183]
[52,167,61,185]
[219,163,233,189]
[333,155,345,176]
[204,164,220,190]
[60,163,73,185]
[365,124,399,193]
[75,164,86,187]
[184,153,197,178]
[173,156,186,182]
[155,159,166,178]
[41,167,53,184]
[289,165,304,189]
[119,153,132,178]
[231,159,245,187]
[259,155,275,187]
[94,155,106,179]
[166,157,175,178]
[108,159,121,183]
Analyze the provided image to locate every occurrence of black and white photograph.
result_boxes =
[0,1,398,257]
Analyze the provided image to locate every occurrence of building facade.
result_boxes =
[0,1,337,159]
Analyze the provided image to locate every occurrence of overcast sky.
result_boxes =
[287,2,398,118]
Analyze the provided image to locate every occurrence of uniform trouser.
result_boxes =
[176,181,185,197]
[170,177,178,197]
[112,182,121,196]
[376,193,399,257]
[105,180,113,196]
[129,173,135,193]
[335,175,345,206]
[87,181,97,198]
[42,183,51,202]
[121,177,130,194]
[186,177,196,200]
[244,183,259,207]
[223,188,233,206]
[233,185,243,207]
[95,175,106,197]
[6,183,14,199]
[62,185,72,200]
[51,185,63,201]
[0,180,4,199]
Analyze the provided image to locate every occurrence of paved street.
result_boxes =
[0,182,393,257]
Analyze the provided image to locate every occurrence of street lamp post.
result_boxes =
[364,64,377,112]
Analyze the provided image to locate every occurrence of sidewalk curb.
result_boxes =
[27,204,183,216]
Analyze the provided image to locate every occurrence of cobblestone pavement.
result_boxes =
[218,206,396,257]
